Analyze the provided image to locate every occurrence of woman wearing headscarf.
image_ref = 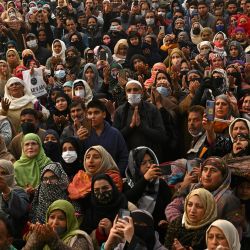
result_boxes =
[190,22,203,45]
[46,91,71,136]
[124,146,172,242]
[213,31,227,57]
[60,137,83,181]
[1,6,23,22]
[227,40,246,64]
[206,219,241,250]
[45,39,66,70]
[24,200,94,250]
[165,188,217,250]
[166,157,243,238]
[112,39,128,66]
[81,174,132,247]
[0,159,29,240]
[30,162,69,224]
[0,60,11,97]
[68,145,123,200]
[0,135,15,162]
[6,49,21,74]
[0,77,49,131]
[43,129,61,162]
[72,79,93,106]
[195,41,213,71]
[14,133,52,189]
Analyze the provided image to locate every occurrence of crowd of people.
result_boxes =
[0,0,250,249]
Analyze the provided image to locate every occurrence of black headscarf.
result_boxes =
[43,129,61,162]
[60,137,83,180]
[52,91,71,117]
[82,173,127,233]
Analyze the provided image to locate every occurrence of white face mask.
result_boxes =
[146,18,154,25]
[27,39,37,48]
[127,93,141,105]
[62,151,77,163]
[75,89,85,98]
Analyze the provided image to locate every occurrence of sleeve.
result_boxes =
[165,196,185,223]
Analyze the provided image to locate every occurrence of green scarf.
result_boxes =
[14,133,51,188]
[43,200,80,250]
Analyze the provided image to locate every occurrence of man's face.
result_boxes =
[70,104,84,121]
[188,111,203,136]
[20,114,37,126]
[246,2,250,14]
[227,4,237,15]
[125,82,143,96]
[66,20,76,32]
[133,58,144,72]
[87,107,106,128]
[0,221,12,250]
[198,4,208,16]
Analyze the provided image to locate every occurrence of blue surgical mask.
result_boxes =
[216,24,224,32]
[54,70,66,79]
[156,86,171,97]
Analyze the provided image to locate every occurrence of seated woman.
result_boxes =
[23,200,94,250]
[165,188,217,250]
[124,146,172,242]
[103,209,167,250]
[60,137,83,181]
[206,219,241,250]
[31,162,69,224]
[0,159,29,242]
[46,91,71,136]
[68,145,123,200]
[81,173,136,247]
[166,157,243,238]
[14,133,52,190]
[0,77,49,131]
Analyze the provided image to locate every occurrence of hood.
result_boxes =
[229,118,250,142]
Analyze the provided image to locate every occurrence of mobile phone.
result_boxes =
[186,159,202,173]
[118,209,130,221]
[99,50,107,61]
[246,54,250,64]
[80,118,92,134]
[158,164,172,175]
[206,100,215,122]
[159,26,165,35]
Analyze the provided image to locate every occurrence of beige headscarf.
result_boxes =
[182,188,217,230]
[0,159,16,187]
[84,145,119,176]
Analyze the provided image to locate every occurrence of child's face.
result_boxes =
[232,137,249,154]
[130,37,139,46]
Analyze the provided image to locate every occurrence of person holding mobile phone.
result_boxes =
[123,146,172,243]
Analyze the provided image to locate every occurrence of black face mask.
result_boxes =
[134,225,155,250]
[212,77,224,87]
[88,25,96,31]
[180,69,189,78]
[43,141,61,161]
[21,122,37,134]
[193,27,200,35]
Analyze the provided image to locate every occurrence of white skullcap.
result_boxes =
[126,79,142,89]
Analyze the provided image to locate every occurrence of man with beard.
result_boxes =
[186,105,208,159]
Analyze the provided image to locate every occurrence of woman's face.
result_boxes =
[44,134,58,143]
[103,35,111,45]
[229,45,239,58]
[62,142,75,152]
[58,0,65,7]
[53,41,62,54]
[214,34,224,43]
[130,37,139,46]
[242,96,250,112]
[201,164,223,191]
[171,53,182,66]
[212,57,223,68]
[23,140,40,159]
[55,96,68,111]
[38,30,47,42]
[207,226,229,250]
[0,63,7,74]
[117,44,128,56]
[88,17,97,26]
[140,153,154,175]
[231,121,249,139]
[48,209,67,233]
[93,179,112,195]
[85,149,102,174]
[70,35,79,43]
[186,195,205,224]
[7,52,17,63]
[85,67,95,80]
[8,81,24,98]
[215,98,229,119]
[201,31,211,41]
[232,136,248,154]
[42,170,59,184]
[63,86,72,99]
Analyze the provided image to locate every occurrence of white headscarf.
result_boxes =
[206,219,241,250]
[2,77,37,110]
[197,41,213,53]
[52,39,66,63]
[72,79,93,106]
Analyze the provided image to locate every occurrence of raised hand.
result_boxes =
[1,98,11,112]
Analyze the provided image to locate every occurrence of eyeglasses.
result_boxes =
[42,175,58,184]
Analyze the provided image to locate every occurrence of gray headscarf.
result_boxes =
[0,159,15,187]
